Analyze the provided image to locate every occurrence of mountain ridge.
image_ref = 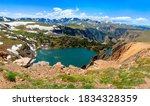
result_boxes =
[0,16,150,29]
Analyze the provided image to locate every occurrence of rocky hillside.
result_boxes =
[0,41,150,89]
[87,42,150,69]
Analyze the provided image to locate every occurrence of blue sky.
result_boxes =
[0,0,150,25]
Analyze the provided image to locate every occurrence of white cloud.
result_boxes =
[136,17,148,21]
[0,11,9,16]
[79,13,87,18]
[35,12,44,17]
[53,8,62,13]
[46,8,80,18]
[111,16,132,21]
[99,16,110,21]
[111,16,150,25]
[13,13,34,18]
[132,18,150,25]
[60,9,74,16]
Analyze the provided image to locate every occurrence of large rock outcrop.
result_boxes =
[13,57,35,67]
[17,44,35,59]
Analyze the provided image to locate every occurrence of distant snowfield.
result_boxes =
[4,34,17,39]
[26,25,54,31]
[1,21,60,31]
[4,21,35,26]
[0,42,3,45]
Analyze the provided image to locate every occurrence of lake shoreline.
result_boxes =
[33,48,97,68]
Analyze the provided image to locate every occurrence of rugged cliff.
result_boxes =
[87,41,150,69]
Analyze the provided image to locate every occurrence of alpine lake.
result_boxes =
[33,48,97,67]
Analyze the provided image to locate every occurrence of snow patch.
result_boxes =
[26,30,38,33]
[18,34,23,38]
[10,27,19,31]
[5,34,17,39]
[4,22,35,27]
[7,44,22,55]
[3,17,10,22]
[2,30,7,32]
[26,25,54,31]
[0,42,3,45]
[44,31,53,35]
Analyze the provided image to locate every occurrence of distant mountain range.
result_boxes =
[0,16,101,24]
[0,16,15,22]
[0,16,150,29]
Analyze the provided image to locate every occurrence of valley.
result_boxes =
[0,17,150,89]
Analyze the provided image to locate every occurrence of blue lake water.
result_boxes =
[34,48,97,67]
[104,49,112,55]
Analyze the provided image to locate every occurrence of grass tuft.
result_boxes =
[4,71,17,82]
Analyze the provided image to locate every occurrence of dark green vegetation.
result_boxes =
[10,30,113,52]
[4,71,17,82]
[0,31,23,51]
[1,30,110,53]
[0,58,149,89]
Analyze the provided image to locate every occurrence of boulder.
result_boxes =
[17,44,35,58]
[0,51,9,59]
[52,62,64,71]
[62,65,82,75]
[32,61,49,67]
[13,57,34,67]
